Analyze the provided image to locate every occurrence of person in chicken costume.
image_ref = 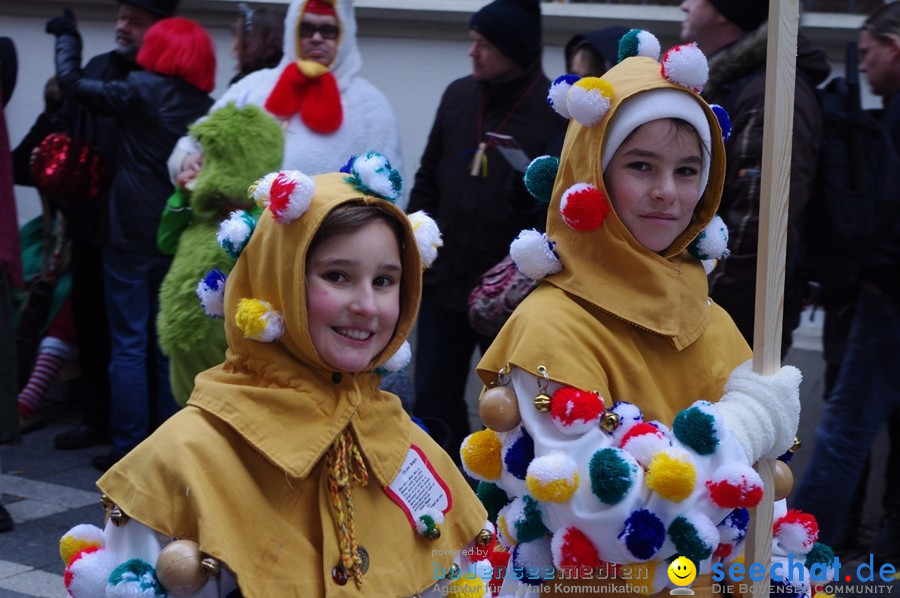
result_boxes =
[462,30,835,598]
[58,154,494,597]
[169,0,403,182]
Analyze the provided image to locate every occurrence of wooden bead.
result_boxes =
[156,540,208,595]
[773,460,794,501]
[479,386,521,432]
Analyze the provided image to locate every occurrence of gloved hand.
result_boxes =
[716,359,802,463]
[46,8,78,37]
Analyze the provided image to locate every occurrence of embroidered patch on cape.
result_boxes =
[385,445,453,531]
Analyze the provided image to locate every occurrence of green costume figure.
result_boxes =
[157,104,284,405]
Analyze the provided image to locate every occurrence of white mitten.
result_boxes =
[716,359,801,463]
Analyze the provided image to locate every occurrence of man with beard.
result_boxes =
[15,0,178,458]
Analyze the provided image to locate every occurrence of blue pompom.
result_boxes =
[619,509,665,561]
[196,267,228,318]
[710,104,732,141]
[504,427,535,480]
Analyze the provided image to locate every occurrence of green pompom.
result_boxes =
[108,559,167,596]
[805,542,835,568]
[617,29,642,63]
[589,448,635,505]
[477,481,510,523]
[672,406,719,456]
[515,495,549,543]
[668,517,713,565]
[523,156,559,204]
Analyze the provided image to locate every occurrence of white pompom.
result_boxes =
[252,170,316,224]
[661,43,709,92]
[380,340,411,372]
[548,75,578,119]
[509,229,562,281]
[633,30,661,60]
[567,78,613,128]
[407,211,443,268]
[65,548,117,598]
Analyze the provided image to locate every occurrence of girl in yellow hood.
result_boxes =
[58,154,492,597]
[463,31,825,598]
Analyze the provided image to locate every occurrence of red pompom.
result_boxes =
[552,527,602,571]
[773,509,819,553]
[550,387,604,434]
[706,464,764,508]
[560,183,610,231]
[488,549,510,596]
[63,545,101,589]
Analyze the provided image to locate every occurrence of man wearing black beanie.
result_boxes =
[407,0,566,461]
[680,0,828,355]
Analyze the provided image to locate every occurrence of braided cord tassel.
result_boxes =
[327,427,369,586]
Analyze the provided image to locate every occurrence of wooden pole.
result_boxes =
[746,1,799,597]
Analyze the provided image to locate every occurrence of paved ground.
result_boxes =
[0,309,895,597]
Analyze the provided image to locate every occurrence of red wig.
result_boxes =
[137,17,216,93]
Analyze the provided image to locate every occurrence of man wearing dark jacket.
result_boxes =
[407,0,566,459]
[16,0,177,458]
[680,0,829,356]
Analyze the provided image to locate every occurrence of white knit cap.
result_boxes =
[601,88,712,197]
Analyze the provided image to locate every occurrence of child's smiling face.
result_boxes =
[305,219,402,373]
[603,118,703,253]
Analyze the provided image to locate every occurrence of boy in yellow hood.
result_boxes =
[463,31,828,598]
[58,155,491,597]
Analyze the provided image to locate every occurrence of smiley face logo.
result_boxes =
[667,556,697,587]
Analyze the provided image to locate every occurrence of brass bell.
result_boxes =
[480,386,521,432]
[109,506,130,527]
[599,410,620,433]
[446,563,461,579]
[200,557,221,576]
[533,393,552,413]
[791,436,802,453]
[773,460,794,501]
[99,494,115,510]
[476,528,494,547]
[425,525,442,541]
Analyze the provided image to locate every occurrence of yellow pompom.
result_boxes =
[447,575,486,597]
[646,450,696,502]
[575,76,614,99]
[525,452,579,503]
[497,513,516,547]
[460,429,503,481]
[813,593,837,598]
[59,524,104,565]
[235,298,283,342]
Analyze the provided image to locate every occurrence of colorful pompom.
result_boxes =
[234,298,284,342]
[251,170,315,224]
[714,508,749,559]
[568,77,614,128]
[701,258,717,275]
[774,509,819,553]
[687,214,730,261]
[107,559,167,598]
[661,43,709,93]
[609,401,644,441]
[525,452,579,503]
[618,29,661,63]
[407,210,443,268]
[646,448,696,502]
[550,386,604,435]
[498,495,548,545]
[512,536,553,586]
[710,104,732,140]
[60,524,104,567]
[376,340,411,374]
[668,514,719,565]
[217,209,257,258]
[446,575,488,597]
[619,422,671,468]
[503,426,535,480]
[618,509,666,561]
[548,74,579,119]
[559,183,610,231]
[805,542,835,570]
[64,546,116,598]
[524,155,560,204]
[589,447,638,505]
[509,229,562,280]
[461,429,503,482]
[672,401,722,455]
[706,464,764,508]
[342,151,403,203]
[476,481,510,523]
[196,267,228,318]
[551,526,601,571]
[415,509,444,540]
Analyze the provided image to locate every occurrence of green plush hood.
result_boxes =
[188,103,285,219]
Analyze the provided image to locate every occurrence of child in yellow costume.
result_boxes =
[58,154,491,597]
[463,30,833,598]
